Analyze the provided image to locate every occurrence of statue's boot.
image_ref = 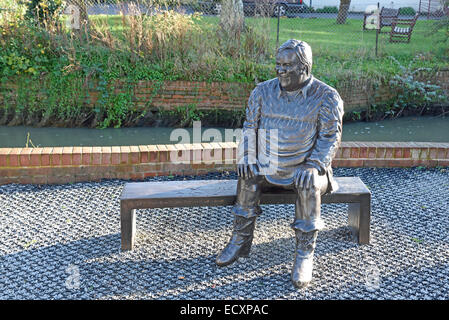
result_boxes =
[291,229,318,288]
[216,215,257,267]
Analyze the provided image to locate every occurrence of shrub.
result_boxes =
[387,55,447,116]
[315,6,339,14]
[0,0,27,22]
[0,7,56,78]
[399,7,416,16]
[24,0,64,22]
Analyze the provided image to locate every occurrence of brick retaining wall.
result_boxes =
[111,70,449,113]
[108,70,449,112]
[1,142,448,185]
[3,71,448,114]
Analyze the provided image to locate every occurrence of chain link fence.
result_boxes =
[3,0,446,61]
[60,0,448,54]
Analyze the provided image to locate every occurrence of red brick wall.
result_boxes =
[2,71,448,114]
[1,142,448,185]
[337,79,396,111]
[101,70,449,112]
[129,81,253,110]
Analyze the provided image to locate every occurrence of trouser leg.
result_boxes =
[216,176,263,267]
[292,173,328,232]
[291,174,328,288]
[232,176,263,218]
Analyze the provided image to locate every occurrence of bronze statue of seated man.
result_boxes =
[216,39,344,289]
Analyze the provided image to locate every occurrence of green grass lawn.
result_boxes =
[88,14,446,57]
[268,17,441,55]
[266,17,448,83]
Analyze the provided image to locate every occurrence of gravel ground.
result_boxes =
[0,167,448,300]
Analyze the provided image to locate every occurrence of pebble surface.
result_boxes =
[0,167,448,300]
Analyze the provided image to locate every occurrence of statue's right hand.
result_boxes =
[237,164,259,180]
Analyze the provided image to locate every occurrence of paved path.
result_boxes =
[0,167,448,299]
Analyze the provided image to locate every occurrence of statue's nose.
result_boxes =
[277,66,286,74]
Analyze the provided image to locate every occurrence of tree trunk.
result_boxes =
[336,0,351,24]
[220,0,245,37]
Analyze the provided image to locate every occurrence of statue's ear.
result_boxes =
[305,66,311,76]
[300,65,308,75]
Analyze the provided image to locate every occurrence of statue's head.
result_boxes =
[275,39,312,92]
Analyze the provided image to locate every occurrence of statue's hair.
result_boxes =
[277,39,313,75]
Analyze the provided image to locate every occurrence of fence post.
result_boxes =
[276,4,280,50]
[375,2,379,57]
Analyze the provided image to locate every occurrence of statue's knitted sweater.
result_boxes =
[237,76,344,191]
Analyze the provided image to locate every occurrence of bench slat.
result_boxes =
[120,177,370,209]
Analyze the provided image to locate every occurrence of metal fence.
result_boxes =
[59,0,448,56]
[65,0,447,19]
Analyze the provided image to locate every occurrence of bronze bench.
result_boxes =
[119,177,371,251]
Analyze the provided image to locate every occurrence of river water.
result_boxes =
[0,116,448,148]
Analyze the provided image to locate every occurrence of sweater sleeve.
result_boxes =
[237,86,262,166]
[306,89,344,174]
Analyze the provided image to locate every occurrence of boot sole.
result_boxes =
[215,253,249,267]
[216,247,251,267]
[292,279,311,289]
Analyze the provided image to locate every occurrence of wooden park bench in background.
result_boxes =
[389,12,420,43]
[119,177,371,251]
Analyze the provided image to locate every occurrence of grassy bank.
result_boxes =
[87,14,449,84]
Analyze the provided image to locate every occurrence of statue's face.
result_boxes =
[275,48,308,92]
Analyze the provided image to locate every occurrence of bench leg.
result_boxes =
[121,203,136,251]
[347,195,371,245]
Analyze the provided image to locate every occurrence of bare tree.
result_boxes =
[336,0,351,24]
[220,0,245,36]
[218,0,245,56]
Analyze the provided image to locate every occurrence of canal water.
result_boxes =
[0,116,448,148]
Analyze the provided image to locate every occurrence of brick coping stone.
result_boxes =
[0,142,448,185]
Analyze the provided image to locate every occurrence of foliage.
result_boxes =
[0,12,54,78]
[173,104,204,127]
[0,0,27,21]
[343,53,449,123]
[343,55,449,122]
[315,6,338,14]
[387,55,448,114]
[24,0,64,22]
[0,3,272,128]
[398,7,416,16]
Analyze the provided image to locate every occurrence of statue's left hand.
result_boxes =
[237,163,259,180]
[294,164,319,190]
